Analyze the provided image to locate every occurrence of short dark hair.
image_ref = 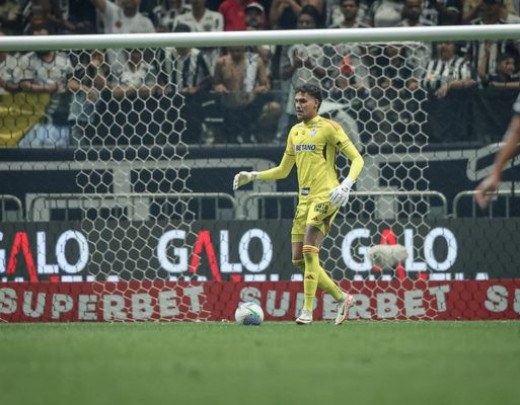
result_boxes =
[294,83,323,108]
[299,4,322,28]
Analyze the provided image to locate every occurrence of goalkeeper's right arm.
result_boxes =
[233,153,295,190]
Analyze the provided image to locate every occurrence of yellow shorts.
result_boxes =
[291,199,339,243]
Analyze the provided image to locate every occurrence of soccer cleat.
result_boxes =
[335,293,354,325]
[295,310,313,325]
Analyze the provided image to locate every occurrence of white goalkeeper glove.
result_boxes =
[233,171,258,190]
[329,178,354,207]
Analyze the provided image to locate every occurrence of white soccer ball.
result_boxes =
[234,302,264,325]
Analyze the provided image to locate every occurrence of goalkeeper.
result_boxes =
[233,83,364,325]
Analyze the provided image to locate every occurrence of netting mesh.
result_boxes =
[1,35,518,322]
[69,48,213,321]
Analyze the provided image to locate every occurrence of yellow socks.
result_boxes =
[303,245,319,312]
[296,247,344,313]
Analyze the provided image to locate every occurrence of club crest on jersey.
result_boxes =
[295,144,316,152]
[310,129,317,137]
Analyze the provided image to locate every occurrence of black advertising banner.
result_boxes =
[1,218,519,282]
[425,87,518,143]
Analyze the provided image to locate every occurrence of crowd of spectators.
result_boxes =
[1,0,520,147]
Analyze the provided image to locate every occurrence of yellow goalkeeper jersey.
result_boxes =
[257,115,364,200]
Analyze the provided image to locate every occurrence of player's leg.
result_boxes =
[303,226,354,325]
[293,238,343,301]
[291,241,304,274]
[292,200,340,287]
[301,202,339,314]
[290,200,306,275]
[302,226,344,300]
[291,202,314,324]
[300,226,321,323]
[301,201,354,325]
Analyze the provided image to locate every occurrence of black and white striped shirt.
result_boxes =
[422,56,474,91]
[164,48,210,89]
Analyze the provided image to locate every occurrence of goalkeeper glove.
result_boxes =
[233,171,258,190]
[330,178,354,207]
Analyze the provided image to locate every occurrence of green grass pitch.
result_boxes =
[1,321,519,405]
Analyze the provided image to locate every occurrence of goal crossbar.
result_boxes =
[1,25,520,52]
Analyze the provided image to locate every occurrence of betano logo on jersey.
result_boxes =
[295,144,316,152]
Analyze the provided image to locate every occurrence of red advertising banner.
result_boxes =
[0,280,519,322]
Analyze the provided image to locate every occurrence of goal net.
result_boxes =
[1,27,519,322]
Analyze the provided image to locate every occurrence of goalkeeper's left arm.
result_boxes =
[330,142,364,206]
[233,152,295,190]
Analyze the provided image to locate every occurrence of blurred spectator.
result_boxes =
[422,41,477,98]
[488,52,520,89]
[270,0,324,29]
[173,0,224,73]
[466,0,506,24]
[396,0,435,26]
[213,46,280,143]
[91,0,155,33]
[363,0,404,27]
[90,0,156,79]
[139,0,163,19]
[173,0,222,31]
[218,0,249,30]
[424,40,482,144]
[237,17,280,139]
[463,0,520,24]
[0,30,19,94]
[269,0,324,82]
[329,0,370,28]
[152,0,191,31]
[278,5,327,136]
[0,0,23,34]
[245,3,273,76]
[463,0,520,85]
[99,47,171,145]
[23,0,96,34]
[23,0,65,34]
[14,24,75,148]
[163,24,212,143]
[322,39,369,145]
[327,0,371,93]
[68,50,108,146]
[245,1,267,29]
[396,0,433,76]
[111,48,164,99]
[368,44,424,143]
[420,0,463,25]
[67,0,98,34]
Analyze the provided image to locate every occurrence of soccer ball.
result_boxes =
[234,302,264,325]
